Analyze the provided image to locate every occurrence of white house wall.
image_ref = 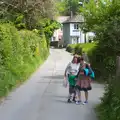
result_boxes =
[70,23,80,36]
[70,23,85,43]
[52,28,63,41]
[52,30,57,41]
[81,32,85,43]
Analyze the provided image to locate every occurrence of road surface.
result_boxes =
[0,49,104,120]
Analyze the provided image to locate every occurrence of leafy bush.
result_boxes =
[66,43,96,55]
[96,77,120,120]
[74,44,82,55]
[0,24,49,97]
[66,44,75,53]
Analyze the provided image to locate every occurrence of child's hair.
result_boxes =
[72,56,78,63]
[77,56,81,63]
[80,56,84,61]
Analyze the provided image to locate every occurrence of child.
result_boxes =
[64,56,80,103]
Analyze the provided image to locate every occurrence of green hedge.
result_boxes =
[66,43,97,55]
[96,77,120,120]
[0,24,49,97]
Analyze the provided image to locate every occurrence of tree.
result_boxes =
[57,0,84,16]
[0,0,58,29]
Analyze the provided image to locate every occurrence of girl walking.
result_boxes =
[75,57,93,105]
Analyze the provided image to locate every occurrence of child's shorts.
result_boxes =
[68,74,76,86]
[69,85,76,94]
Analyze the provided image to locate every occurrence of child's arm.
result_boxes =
[64,62,70,77]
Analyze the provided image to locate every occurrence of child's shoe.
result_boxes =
[72,97,76,102]
[76,101,81,105]
[82,101,88,105]
[67,99,72,103]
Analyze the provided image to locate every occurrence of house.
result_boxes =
[62,15,87,46]
[51,16,70,42]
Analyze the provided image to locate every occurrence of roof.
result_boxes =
[63,15,84,24]
[56,16,70,23]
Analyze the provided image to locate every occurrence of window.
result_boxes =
[53,37,55,41]
[74,24,79,30]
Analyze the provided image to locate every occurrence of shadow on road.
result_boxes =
[54,99,67,104]
[38,81,63,84]
[42,75,64,80]
[52,95,68,99]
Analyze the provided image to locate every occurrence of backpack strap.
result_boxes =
[76,63,84,77]
[85,63,95,79]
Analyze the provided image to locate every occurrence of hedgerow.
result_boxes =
[66,43,96,55]
[0,24,49,97]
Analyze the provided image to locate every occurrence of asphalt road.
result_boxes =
[0,49,104,120]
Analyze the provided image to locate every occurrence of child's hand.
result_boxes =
[63,77,67,88]
[64,76,66,80]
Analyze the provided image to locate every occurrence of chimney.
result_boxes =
[70,11,73,18]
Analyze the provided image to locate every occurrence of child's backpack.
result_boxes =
[90,70,95,79]
[84,64,95,79]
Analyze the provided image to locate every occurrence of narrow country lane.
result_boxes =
[0,49,104,120]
